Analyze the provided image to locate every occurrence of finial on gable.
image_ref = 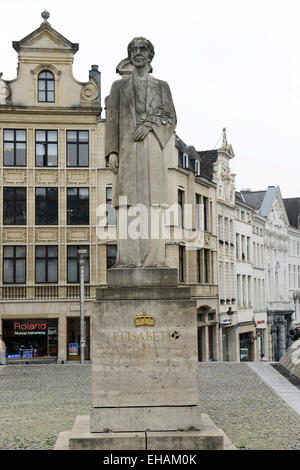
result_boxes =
[41,10,50,24]
[222,127,228,148]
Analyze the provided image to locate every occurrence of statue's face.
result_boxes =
[130,39,151,68]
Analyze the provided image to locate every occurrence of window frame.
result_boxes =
[67,187,89,225]
[3,245,26,284]
[106,245,117,269]
[35,187,58,225]
[38,70,55,103]
[3,129,27,166]
[179,245,185,283]
[35,130,58,167]
[3,187,27,225]
[35,245,58,284]
[66,130,89,167]
[106,187,116,226]
[67,245,90,284]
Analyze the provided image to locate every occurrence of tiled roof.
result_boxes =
[239,190,266,211]
[197,150,218,181]
[283,198,300,228]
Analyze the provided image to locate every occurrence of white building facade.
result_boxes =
[240,187,293,361]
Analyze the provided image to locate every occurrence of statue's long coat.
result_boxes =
[105,74,176,208]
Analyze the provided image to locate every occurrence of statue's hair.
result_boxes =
[127,37,155,64]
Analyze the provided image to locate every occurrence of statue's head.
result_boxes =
[127,37,155,68]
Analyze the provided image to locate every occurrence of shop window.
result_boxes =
[67,245,90,283]
[107,245,117,269]
[35,187,58,225]
[67,131,89,167]
[35,130,58,167]
[3,319,58,360]
[35,245,58,283]
[67,188,89,225]
[38,70,55,103]
[67,317,90,360]
[3,246,26,284]
[4,129,26,166]
[3,187,26,225]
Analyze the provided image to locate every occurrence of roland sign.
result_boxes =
[13,321,47,335]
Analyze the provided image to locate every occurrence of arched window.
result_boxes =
[38,70,55,102]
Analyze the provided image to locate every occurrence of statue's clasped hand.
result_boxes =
[133,124,151,142]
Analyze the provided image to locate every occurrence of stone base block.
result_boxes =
[54,414,236,450]
[107,267,178,288]
[90,405,202,432]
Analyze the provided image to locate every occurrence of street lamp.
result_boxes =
[78,249,87,364]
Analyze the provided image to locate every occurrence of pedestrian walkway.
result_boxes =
[0,363,299,450]
[248,362,300,416]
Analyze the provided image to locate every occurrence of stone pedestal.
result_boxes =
[55,268,235,450]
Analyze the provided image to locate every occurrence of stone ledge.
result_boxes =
[90,406,202,433]
[96,286,191,301]
[107,267,178,288]
[54,414,233,451]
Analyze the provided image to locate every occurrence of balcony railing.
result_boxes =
[0,284,95,300]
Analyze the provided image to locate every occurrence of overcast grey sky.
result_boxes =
[0,0,299,197]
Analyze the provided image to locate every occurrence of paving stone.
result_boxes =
[0,363,299,450]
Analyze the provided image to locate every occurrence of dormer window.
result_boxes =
[195,160,200,176]
[38,70,55,102]
[183,153,189,169]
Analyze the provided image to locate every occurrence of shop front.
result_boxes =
[67,317,90,361]
[239,332,254,361]
[2,318,58,361]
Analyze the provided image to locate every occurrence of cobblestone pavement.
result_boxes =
[0,363,299,450]
[0,364,91,450]
[197,363,300,450]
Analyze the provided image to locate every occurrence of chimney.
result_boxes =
[89,65,101,110]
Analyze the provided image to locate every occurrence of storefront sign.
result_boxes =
[13,322,47,331]
[69,343,78,356]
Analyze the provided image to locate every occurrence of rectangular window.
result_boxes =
[247,237,251,261]
[67,131,89,167]
[237,274,241,306]
[204,249,210,283]
[35,188,58,225]
[203,197,209,232]
[3,187,26,225]
[107,245,117,269]
[197,249,202,283]
[35,130,58,167]
[3,246,26,284]
[178,150,183,168]
[236,234,240,259]
[67,246,90,283]
[4,129,26,166]
[196,194,201,230]
[178,189,184,227]
[248,276,252,306]
[179,245,185,282]
[35,246,58,283]
[106,187,116,225]
[67,188,89,225]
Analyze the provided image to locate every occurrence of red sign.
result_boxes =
[13,322,47,331]
[256,320,265,325]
